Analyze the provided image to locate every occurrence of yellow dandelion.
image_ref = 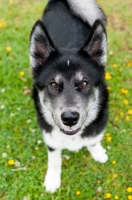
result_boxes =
[76,191,81,195]
[8,159,15,165]
[128,110,132,115]
[107,136,112,142]
[115,117,119,121]
[105,72,112,80]
[0,19,6,28]
[105,133,110,137]
[112,160,116,165]
[97,180,101,184]
[113,64,117,68]
[19,71,25,76]
[126,116,130,121]
[105,193,112,198]
[121,88,128,94]
[120,112,124,116]
[0,23,3,28]
[9,0,13,4]
[114,196,119,199]
[2,20,6,26]
[113,173,117,178]
[6,47,11,52]
[127,62,132,67]
[123,99,129,105]
[128,195,132,200]
[127,187,132,193]
[107,86,111,91]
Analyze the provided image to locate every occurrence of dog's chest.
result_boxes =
[43,129,86,151]
[43,128,102,151]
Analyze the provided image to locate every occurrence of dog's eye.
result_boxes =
[74,80,88,90]
[51,82,58,89]
[81,80,88,88]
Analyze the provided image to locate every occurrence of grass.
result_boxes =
[0,0,132,199]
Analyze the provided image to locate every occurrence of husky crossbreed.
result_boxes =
[30,0,108,193]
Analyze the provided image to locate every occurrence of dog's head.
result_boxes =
[30,20,107,135]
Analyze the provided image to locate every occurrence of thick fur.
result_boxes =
[30,0,108,193]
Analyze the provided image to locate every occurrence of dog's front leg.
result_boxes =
[44,148,62,193]
[87,142,108,163]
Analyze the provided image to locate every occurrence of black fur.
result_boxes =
[42,0,91,49]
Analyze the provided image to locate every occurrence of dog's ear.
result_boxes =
[30,20,56,69]
[81,20,107,67]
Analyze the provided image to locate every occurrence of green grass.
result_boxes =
[0,0,132,199]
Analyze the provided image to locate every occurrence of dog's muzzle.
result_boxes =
[61,111,80,135]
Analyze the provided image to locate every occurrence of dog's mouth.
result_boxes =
[61,128,80,135]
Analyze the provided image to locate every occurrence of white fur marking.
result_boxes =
[87,142,108,163]
[67,0,106,26]
[82,88,100,129]
[43,128,104,152]
[100,32,107,65]
[39,91,56,126]
[30,26,44,69]
[55,74,62,83]
[87,24,107,66]
[67,60,70,66]
[44,149,62,193]
[75,71,83,81]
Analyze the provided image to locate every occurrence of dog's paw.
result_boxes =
[91,150,108,163]
[44,171,61,193]
[88,143,108,163]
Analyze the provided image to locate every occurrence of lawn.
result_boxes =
[0,0,132,199]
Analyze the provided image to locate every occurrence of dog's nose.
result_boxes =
[61,111,79,126]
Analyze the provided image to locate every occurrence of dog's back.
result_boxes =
[42,0,106,49]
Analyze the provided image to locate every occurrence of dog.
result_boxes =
[30,0,108,193]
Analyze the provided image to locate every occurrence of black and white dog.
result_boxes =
[30,0,108,193]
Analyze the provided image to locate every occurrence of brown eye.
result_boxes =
[51,82,58,89]
[81,81,88,88]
